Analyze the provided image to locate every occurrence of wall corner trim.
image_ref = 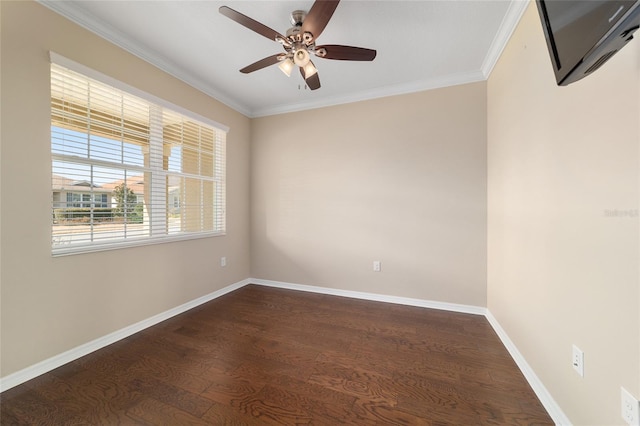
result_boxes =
[485,310,572,425]
[0,278,252,393]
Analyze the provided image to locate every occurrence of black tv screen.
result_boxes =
[536,0,640,85]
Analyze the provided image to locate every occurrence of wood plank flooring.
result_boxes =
[1,284,553,425]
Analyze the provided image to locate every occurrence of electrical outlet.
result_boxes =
[621,387,640,425]
[220,256,227,267]
[373,261,381,272]
[572,345,584,377]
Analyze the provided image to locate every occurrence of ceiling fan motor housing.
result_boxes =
[290,10,306,26]
[287,10,315,44]
[286,26,302,39]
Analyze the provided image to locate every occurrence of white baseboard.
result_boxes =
[250,278,487,316]
[1,276,569,426]
[485,311,571,425]
[252,278,570,425]
[0,278,251,393]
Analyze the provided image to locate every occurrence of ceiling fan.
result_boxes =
[219,0,376,90]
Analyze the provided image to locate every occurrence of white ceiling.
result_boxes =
[40,0,528,117]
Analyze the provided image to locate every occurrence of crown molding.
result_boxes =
[38,0,527,118]
[251,70,486,117]
[481,0,530,78]
[37,0,253,117]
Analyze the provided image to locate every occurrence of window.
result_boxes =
[51,55,227,255]
[65,192,108,208]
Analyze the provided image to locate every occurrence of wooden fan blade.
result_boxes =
[300,62,321,90]
[301,0,340,41]
[316,45,377,61]
[240,54,282,74]
[219,6,287,42]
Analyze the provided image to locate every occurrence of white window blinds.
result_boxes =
[51,59,226,256]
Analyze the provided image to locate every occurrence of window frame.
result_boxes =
[50,53,229,257]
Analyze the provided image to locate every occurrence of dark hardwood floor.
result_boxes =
[1,284,553,425]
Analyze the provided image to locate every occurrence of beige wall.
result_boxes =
[488,3,640,425]
[0,2,251,377]
[251,84,487,306]
[3,2,639,424]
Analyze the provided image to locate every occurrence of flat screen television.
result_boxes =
[536,0,640,85]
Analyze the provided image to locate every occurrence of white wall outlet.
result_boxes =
[572,344,584,377]
[220,256,227,267]
[373,261,381,272]
[622,387,640,425]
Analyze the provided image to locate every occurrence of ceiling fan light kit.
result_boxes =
[302,62,318,78]
[219,0,376,90]
[278,58,295,77]
[293,48,311,67]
